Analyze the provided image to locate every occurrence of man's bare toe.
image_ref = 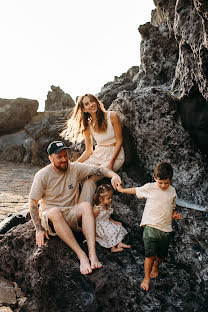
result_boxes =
[80,257,92,275]
[90,256,103,270]
[140,278,150,291]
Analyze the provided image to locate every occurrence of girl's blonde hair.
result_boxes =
[93,184,113,206]
[61,94,107,142]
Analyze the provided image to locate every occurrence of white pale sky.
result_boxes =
[0,0,155,111]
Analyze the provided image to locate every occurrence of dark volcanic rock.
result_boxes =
[0,204,207,312]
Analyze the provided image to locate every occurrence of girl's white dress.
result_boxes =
[95,205,128,248]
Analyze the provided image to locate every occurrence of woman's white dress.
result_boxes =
[95,205,127,248]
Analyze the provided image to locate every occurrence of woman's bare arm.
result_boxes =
[106,112,123,170]
[77,127,93,163]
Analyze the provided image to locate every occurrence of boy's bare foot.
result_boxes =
[150,264,159,278]
[89,255,103,270]
[140,278,150,291]
[117,242,131,249]
[111,246,124,252]
[80,255,93,275]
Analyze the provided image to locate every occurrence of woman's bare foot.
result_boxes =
[89,254,103,270]
[111,246,124,253]
[140,278,150,291]
[117,242,131,249]
[80,255,93,275]
[150,264,159,278]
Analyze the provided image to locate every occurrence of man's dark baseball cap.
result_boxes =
[47,141,70,155]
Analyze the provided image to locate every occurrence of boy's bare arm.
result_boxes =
[117,184,136,194]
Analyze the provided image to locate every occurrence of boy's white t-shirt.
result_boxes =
[136,182,176,232]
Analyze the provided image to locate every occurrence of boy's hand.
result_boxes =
[116,183,123,192]
[173,211,182,220]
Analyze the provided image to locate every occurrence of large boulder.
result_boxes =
[0,98,38,134]
[45,85,75,111]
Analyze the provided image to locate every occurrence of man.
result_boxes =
[29,141,122,275]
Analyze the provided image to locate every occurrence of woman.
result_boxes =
[61,93,125,203]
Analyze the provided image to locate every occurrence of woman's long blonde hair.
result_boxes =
[61,94,107,142]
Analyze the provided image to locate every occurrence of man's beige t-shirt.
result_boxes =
[29,162,96,211]
[136,182,176,232]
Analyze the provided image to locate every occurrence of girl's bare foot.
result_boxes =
[140,278,150,291]
[111,246,124,253]
[150,264,159,278]
[89,254,103,270]
[117,242,131,249]
[80,255,93,275]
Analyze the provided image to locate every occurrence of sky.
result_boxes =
[0,0,155,111]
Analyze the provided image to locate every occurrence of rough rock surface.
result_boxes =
[0,98,38,134]
[45,85,75,111]
[0,197,207,312]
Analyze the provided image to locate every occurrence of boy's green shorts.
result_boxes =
[143,226,172,259]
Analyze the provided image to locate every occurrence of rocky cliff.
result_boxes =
[0,0,208,311]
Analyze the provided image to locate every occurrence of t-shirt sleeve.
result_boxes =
[135,183,151,199]
[29,171,46,200]
[75,162,99,182]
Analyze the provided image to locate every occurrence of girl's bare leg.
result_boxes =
[111,246,124,252]
[117,241,131,249]
[141,256,155,291]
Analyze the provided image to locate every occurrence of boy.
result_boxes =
[117,162,181,291]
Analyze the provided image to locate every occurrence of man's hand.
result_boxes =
[111,174,122,190]
[36,230,49,247]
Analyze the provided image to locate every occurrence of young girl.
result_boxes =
[93,184,130,253]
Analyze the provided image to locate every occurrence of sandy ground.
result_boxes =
[0,162,41,222]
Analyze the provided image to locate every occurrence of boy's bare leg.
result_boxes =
[47,207,92,275]
[150,256,164,278]
[111,246,124,252]
[117,241,131,249]
[141,256,155,291]
[77,202,102,270]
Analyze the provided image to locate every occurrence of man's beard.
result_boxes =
[54,162,68,172]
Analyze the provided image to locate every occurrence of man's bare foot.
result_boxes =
[150,264,159,278]
[80,255,93,275]
[111,246,124,253]
[89,255,103,270]
[140,278,150,291]
[117,242,131,249]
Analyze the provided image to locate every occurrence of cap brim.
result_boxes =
[53,146,70,154]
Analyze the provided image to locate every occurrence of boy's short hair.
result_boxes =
[154,162,173,180]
